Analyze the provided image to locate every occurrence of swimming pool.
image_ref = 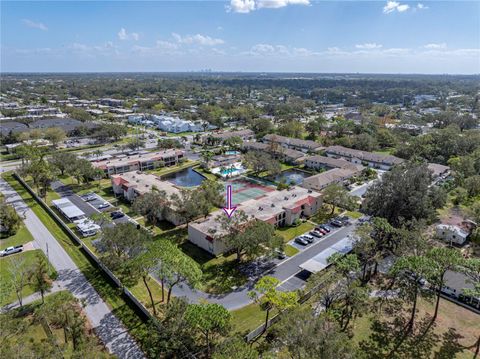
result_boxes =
[211,162,246,178]
[163,167,206,187]
[224,150,240,155]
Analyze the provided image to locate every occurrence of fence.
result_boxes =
[245,273,331,343]
[14,173,153,321]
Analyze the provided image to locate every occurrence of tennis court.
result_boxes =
[225,177,276,205]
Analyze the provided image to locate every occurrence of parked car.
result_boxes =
[110,211,125,219]
[97,202,110,209]
[318,224,331,232]
[315,227,327,234]
[275,249,287,259]
[83,194,96,202]
[330,219,343,227]
[0,245,23,257]
[294,237,309,246]
[310,230,323,238]
[302,234,314,243]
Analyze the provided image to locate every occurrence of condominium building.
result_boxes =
[242,141,306,164]
[263,134,324,153]
[325,145,404,170]
[111,171,183,225]
[204,129,255,145]
[301,167,363,191]
[92,149,185,176]
[188,186,322,255]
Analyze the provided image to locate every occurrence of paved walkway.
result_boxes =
[0,177,145,359]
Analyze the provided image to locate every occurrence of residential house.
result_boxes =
[442,270,480,309]
[435,224,470,245]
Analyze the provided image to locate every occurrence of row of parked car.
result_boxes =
[294,224,333,246]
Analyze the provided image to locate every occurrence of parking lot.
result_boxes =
[286,219,348,252]
[51,180,131,226]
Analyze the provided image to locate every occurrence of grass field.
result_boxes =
[276,222,315,243]
[0,224,34,250]
[2,172,151,351]
[0,249,56,306]
[352,297,480,359]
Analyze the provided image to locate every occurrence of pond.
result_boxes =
[163,167,206,187]
[274,169,312,185]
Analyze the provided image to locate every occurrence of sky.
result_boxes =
[1,0,479,74]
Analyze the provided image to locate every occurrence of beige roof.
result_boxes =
[111,171,181,198]
[93,149,183,169]
[190,186,321,237]
[428,163,450,178]
[301,167,360,190]
[243,141,306,161]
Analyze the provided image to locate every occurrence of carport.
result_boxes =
[299,237,355,273]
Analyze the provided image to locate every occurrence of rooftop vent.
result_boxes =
[271,203,275,207]
[284,196,289,200]
[308,190,312,193]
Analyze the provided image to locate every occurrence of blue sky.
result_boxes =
[1,1,479,73]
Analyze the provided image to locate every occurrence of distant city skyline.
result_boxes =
[1,1,479,74]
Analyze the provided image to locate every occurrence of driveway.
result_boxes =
[0,178,145,359]
[50,180,131,225]
[169,222,357,310]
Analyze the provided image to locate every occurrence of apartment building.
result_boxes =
[263,134,324,153]
[325,145,404,170]
[242,141,306,164]
[188,186,322,255]
[301,167,363,191]
[93,149,185,176]
[111,171,183,225]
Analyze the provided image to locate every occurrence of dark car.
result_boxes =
[319,224,331,232]
[294,236,309,246]
[330,219,343,227]
[275,249,287,259]
[110,211,125,219]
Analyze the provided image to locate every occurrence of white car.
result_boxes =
[0,245,23,257]
[97,202,110,209]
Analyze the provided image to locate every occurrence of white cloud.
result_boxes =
[118,28,139,41]
[172,33,224,46]
[228,0,256,13]
[22,19,48,31]
[355,43,383,49]
[417,3,428,10]
[156,40,179,50]
[228,0,309,13]
[383,1,410,14]
[424,43,447,49]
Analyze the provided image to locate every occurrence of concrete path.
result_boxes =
[0,177,145,359]
[1,281,64,312]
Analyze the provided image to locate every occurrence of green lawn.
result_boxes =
[276,222,315,243]
[0,249,56,306]
[231,303,279,334]
[193,166,217,181]
[0,225,34,250]
[2,172,151,351]
[284,244,299,257]
[345,210,363,219]
[149,160,198,177]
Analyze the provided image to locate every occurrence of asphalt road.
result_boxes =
[0,178,145,359]
[169,222,356,310]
